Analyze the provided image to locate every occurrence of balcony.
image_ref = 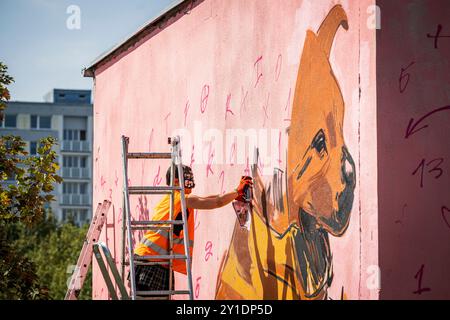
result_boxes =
[61,194,90,206]
[61,167,90,179]
[61,140,91,152]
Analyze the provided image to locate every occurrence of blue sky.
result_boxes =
[0,0,177,102]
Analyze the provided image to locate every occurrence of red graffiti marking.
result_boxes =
[184,100,190,126]
[195,276,202,299]
[240,86,249,115]
[194,209,200,230]
[442,206,450,230]
[219,170,225,194]
[262,93,270,127]
[229,139,237,166]
[114,170,119,187]
[285,87,292,111]
[205,241,213,261]
[153,165,163,186]
[405,105,450,139]
[148,128,154,152]
[100,176,106,188]
[412,158,444,188]
[206,143,214,177]
[244,156,250,176]
[427,24,450,49]
[118,208,122,224]
[225,93,234,120]
[190,145,195,168]
[275,54,282,81]
[164,112,171,136]
[200,85,210,113]
[413,264,431,294]
[254,55,263,88]
[399,61,415,93]
[108,188,112,202]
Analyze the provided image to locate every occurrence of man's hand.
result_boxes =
[235,176,253,202]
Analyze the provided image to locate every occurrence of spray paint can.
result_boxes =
[241,175,252,203]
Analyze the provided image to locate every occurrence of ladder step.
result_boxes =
[134,254,187,260]
[131,226,172,231]
[127,152,172,159]
[128,186,182,194]
[133,261,170,266]
[136,290,191,296]
[131,220,184,225]
[136,296,170,300]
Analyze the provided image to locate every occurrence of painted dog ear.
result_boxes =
[317,4,349,58]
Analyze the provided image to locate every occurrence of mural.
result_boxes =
[215,5,356,300]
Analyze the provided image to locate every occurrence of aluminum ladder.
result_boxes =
[121,135,194,300]
[93,242,129,300]
[64,200,111,300]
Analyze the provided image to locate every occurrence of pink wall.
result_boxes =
[89,0,377,300]
[377,0,450,299]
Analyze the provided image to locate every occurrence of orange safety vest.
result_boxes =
[134,190,194,274]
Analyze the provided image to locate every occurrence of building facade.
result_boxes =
[1,89,93,225]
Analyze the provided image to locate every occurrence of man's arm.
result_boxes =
[185,191,238,210]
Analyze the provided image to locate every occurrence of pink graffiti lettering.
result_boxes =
[240,86,249,115]
[205,241,213,261]
[254,55,263,88]
[184,100,190,126]
[225,93,234,120]
[153,165,163,186]
[206,143,214,177]
[275,54,282,81]
[200,85,210,113]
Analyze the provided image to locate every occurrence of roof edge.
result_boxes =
[83,0,191,78]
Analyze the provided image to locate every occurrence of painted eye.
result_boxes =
[311,129,327,156]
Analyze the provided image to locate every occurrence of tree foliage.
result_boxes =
[0,61,91,299]
[0,62,14,121]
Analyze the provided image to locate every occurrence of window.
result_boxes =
[30,115,51,129]
[39,116,51,129]
[63,129,86,141]
[2,114,17,128]
[63,182,88,194]
[30,141,37,155]
[31,115,38,129]
[63,156,87,168]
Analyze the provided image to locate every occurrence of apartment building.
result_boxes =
[1,89,93,225]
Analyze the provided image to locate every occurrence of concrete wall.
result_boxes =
[377,0,450,299]
[90,0,377,300]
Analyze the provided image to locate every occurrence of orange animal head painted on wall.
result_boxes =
[287,5,355,236]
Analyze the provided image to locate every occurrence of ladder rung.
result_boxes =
[131,226,172,231]
[136,290,191,296]
[133,261,170,266]
[128,186,182,194]
[127,152,172,159]
[136,296,170,300]
[134,254,187,260]
[131,220,184,225]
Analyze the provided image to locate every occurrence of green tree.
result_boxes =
[0,61,64,299]
[12,214,92,300]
